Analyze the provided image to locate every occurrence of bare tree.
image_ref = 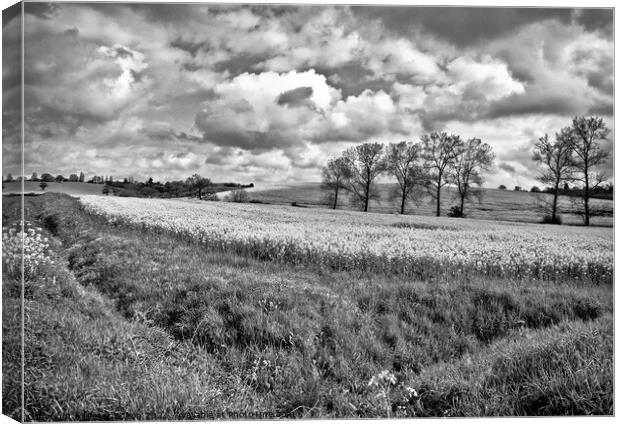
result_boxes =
[225,189,249,203]
[421,132,463,217]
[532,131,574,224]
[186,174,211,200]
[449,138,495,217]
[321,156,350,210]
[385,141,425,214]
[343,142,386,212]
[569,116,611,226]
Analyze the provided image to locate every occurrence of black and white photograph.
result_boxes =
[1,1,615,420]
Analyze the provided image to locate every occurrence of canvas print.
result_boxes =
[1,1,614,420]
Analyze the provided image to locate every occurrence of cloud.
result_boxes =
[307,89,409,143]
[276,86,314,107]
[499,162,517,173]
[194,70,341,150]
[484,20,613,119]
[5,3,612,186]
[350,6,611,47]
[446,56,524,101]
[364,38,442,84]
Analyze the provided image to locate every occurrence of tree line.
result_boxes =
[322,115,611,225]
[4,172,86,183]
[321,132,495,217]
[2,171,253,200]
[532,116,611,226]
[100,175,253,199]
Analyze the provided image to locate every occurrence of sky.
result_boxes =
[2,3,614,188]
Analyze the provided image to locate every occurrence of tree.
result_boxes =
[321,156,350,210]
[55,175,65,183]
[40,173,55,182]
[569,116,611,226]
[421,132,463,216]
[532,131,574,224]
[385,141,425,214]
[449,138,494,217]
[498,185,507,190]
[186,174,211,200]
[343,142,386,212]
[30,172,38,181]
[69,174,78,182]
[225,189,250,203]
[5,173,14,182]
[39,182,48,191]
[530,186,541,192]
[79,172,85,182]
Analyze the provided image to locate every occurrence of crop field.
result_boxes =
[80,195,613,284]
[2,193,614,420]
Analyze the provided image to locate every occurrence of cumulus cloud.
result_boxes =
[446,56,524,101]
[194,70,340,150]
[277,86,314,107]
[4,3,612,185]
[484,19,613,119]
[499,162,517,173]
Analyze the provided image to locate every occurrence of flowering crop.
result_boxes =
[79,196,613,283]
[2,221,54,280]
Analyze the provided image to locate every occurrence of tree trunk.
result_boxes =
[584,159,590,226]
[552,178,559,222]
[460,193,465,216]
[584,191,590,226]
[400,186,406,214]
[364,181,370,212]
[435,184,441,217]
[333,185,339,210]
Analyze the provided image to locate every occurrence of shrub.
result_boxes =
[447,206,465,218]
[530,186,541,193]
[202,192,219,201]
[498,185,507,190]
[225,189,250,203]
[542,214,562,225]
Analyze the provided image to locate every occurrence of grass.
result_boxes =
[1,193,613,419]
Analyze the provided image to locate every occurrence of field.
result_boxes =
[2,181,107,196]
[2,193,614,419]
[242,182,614,226]
[80,196,612,283]
[5,180,612,227]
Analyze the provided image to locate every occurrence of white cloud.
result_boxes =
[446,55,525,101]
[365,38,443,84]
[10,4,612,186]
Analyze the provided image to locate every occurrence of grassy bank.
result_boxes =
[2,193,613,419]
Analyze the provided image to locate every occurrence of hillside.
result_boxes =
[243,182,613,226]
